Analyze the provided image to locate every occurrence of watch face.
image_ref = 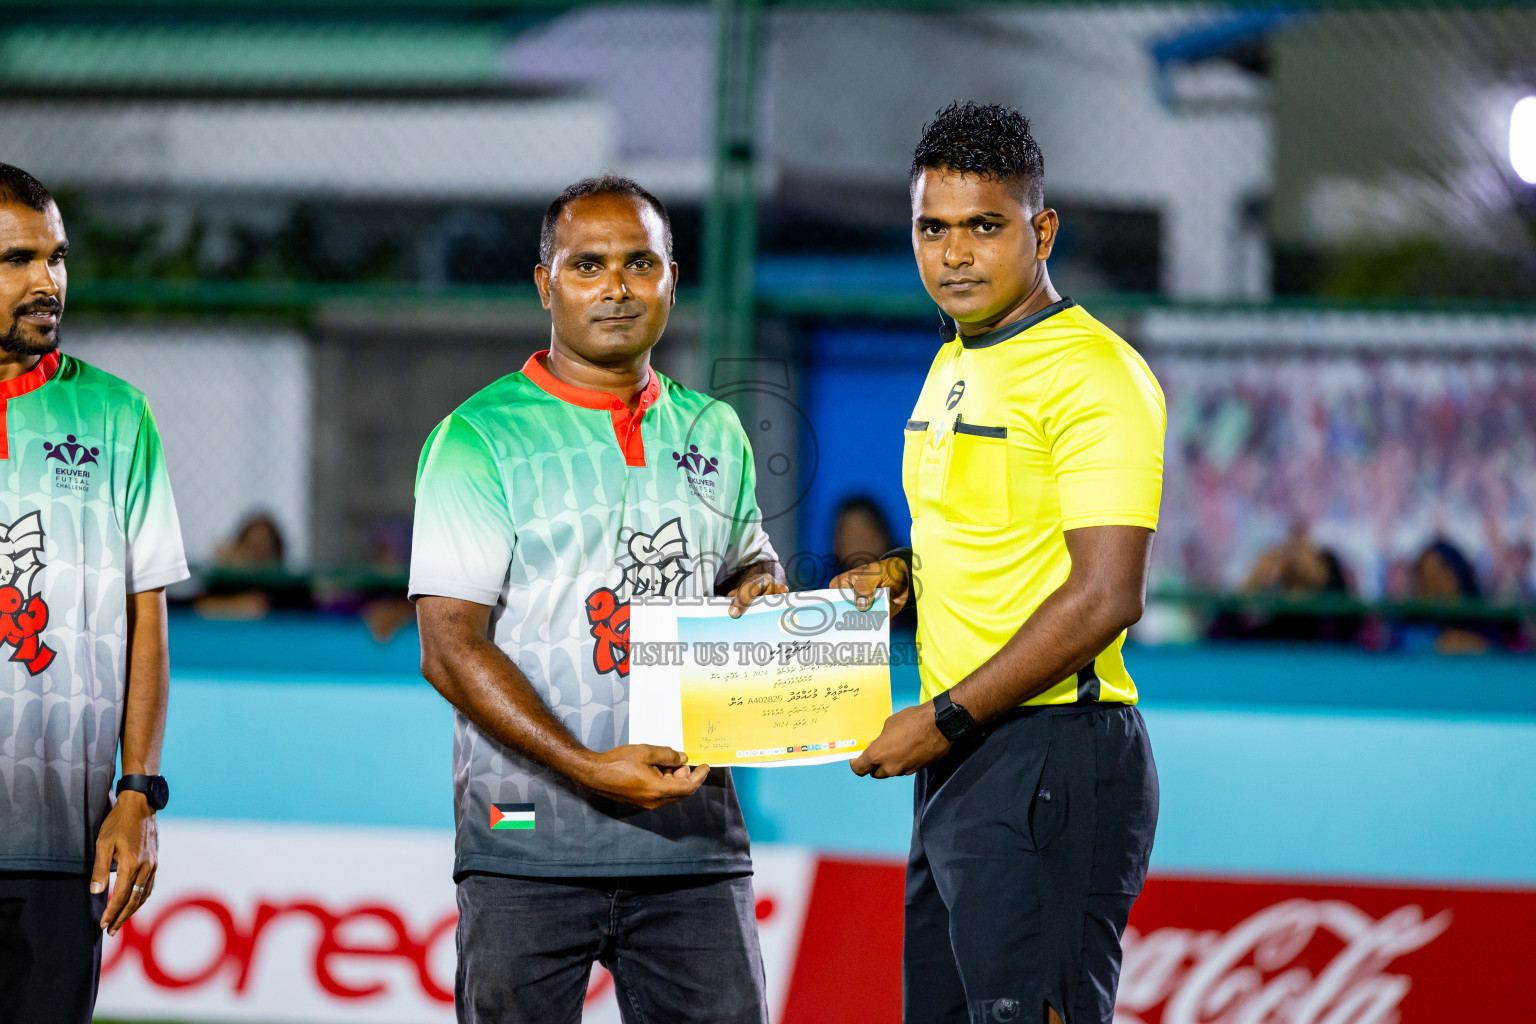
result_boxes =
[147,776,169,810]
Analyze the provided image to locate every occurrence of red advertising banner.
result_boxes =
[782,860,1536,1023]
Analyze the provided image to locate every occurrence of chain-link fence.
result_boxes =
[760,5,1536,305]
[5,1,1533,634]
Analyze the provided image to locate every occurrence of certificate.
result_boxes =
[628,589,893,766]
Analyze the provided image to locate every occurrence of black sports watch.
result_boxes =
[116,774,169,812]
[932,690,977,742]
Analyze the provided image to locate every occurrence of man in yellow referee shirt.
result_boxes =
[837,102,1165,1024]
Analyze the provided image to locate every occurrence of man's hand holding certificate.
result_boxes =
[629,589,894,766]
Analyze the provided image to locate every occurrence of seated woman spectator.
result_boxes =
[1396,537,1495,654]
[193,512,313,619]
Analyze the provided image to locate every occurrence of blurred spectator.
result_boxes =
[1413,538,1480,602]
[828,495,914,631]
[1209,523,1360,642]
[1394,537,1498,654]
[359,522,416,643]
[1489,539,1535,604]
[193,513,313,619]
[313,520,416,643]
[217,513,286,567]
[832,495,892,574]
[1489,538,1536,651]
[1382,556,1416,603]
[1242,523,1349,597]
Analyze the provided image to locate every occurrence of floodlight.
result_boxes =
[1512,96,1536,185]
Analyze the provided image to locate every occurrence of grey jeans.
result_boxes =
[455,871,769,1024]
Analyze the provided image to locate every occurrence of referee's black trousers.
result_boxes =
[904,703,1158,1024]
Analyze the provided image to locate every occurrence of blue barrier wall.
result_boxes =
[161,615,1536,885]
[797,329,936,563]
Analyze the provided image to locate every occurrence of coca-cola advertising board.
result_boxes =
[98,821,1535,1023]
[1116,876,1533,1023]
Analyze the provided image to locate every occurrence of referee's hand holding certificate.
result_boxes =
[849,704,950,778]
[829,554,912,615]
[832,554,945,778]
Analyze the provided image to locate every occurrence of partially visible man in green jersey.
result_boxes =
[836,104,1165,1024]
[0,164,187,1024]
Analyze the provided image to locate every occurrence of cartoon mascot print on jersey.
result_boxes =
[0,511,55,674]
[585,517,694,677]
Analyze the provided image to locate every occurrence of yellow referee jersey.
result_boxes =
[904,298,1166,705]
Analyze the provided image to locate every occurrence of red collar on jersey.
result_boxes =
[0,350,61,401]
[521,350,661,467]
[0,350,62,460]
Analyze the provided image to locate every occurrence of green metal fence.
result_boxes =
[4,0,1533,626]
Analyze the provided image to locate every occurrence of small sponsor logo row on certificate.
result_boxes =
[737,739,858,758]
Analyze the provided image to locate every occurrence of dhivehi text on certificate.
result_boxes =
[627,590,894,767]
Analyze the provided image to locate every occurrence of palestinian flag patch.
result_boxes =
[490,803,535,830]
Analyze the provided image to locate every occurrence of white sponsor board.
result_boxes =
[97,820,814,1024]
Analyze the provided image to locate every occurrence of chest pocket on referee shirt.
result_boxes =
[940,416,1011,527]
[902,420,928,518]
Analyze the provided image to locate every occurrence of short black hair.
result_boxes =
[539,174,672,264]
[0,163,54,213]
[910,101,1045,212]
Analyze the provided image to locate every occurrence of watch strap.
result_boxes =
[932,690,977,742]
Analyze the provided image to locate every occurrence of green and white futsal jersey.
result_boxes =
[0,351,188,872]
[410,351,777,878]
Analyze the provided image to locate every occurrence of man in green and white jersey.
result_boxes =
[411,176,784,1024]
[0,164,187,1024]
